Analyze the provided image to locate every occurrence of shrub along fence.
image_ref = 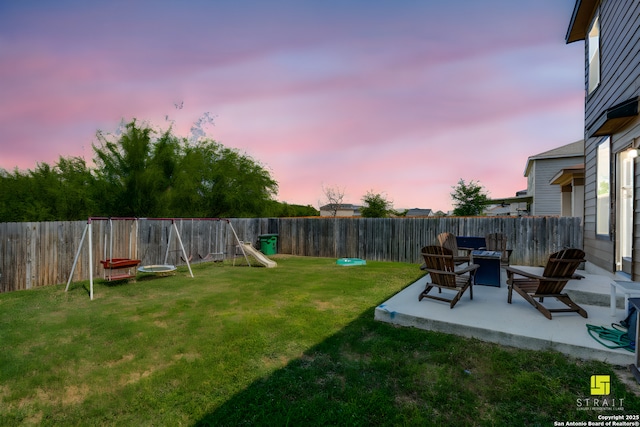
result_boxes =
[0,216,581,293]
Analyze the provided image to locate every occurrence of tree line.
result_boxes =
[0,119,318,222]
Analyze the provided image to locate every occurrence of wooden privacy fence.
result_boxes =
[0,216,581,294]
[277,216,582,266]
[0,218,273,294]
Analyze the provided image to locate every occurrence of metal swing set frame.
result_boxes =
[65,217,248,300]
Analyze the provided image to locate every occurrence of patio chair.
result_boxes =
[419,245,480,309]
[505,248,588,320]
[437,232,472,265]
[485,233,512,266]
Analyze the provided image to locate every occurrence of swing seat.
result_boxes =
[100,258,141,269]
[100,258,141,281]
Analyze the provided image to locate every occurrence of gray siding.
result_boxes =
[531,157,583,216]
[581,0,640,274]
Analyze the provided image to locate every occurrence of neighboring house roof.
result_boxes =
[486,190,532,215]
[524,140,584,177]
[319,203,361,211]
[486,194,533,206]
[405,208,432,217]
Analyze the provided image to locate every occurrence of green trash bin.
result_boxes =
[258,234,278,255]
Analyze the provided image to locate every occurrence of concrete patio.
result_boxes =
[375,266,636,366]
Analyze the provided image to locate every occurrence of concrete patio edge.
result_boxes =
[374,271,635,366]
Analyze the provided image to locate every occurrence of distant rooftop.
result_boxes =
[529,140,584,159]
[524,140,584,176]
[319,203,361,210]
[405,208,433,217]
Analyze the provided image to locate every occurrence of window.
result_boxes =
[596,138,610,236]
[588,15,600,94]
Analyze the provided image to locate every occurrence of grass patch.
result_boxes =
[0,256,638,426]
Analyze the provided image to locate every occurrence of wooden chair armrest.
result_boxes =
[505,266,541,280]
[456,263,480,275]
[423,268,457,277]
[505,266,574,282]
[515,276,571,283]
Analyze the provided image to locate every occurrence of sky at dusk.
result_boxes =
[0,0,585,212]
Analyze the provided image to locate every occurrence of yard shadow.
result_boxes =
[188,268,435,425]
[192,295,634,426]
[193,307,412,426]
[190,279,492,427]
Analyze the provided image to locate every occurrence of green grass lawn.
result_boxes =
[1,256,638,426]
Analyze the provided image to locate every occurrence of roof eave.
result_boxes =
[566,0,599,44]
[550,164,585,186]
[523,158,533,177]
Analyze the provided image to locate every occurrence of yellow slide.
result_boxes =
[242,242,277,268]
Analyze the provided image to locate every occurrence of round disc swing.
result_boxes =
[138,264,177,274]
[136,226,177,275]
[136,219,187,276]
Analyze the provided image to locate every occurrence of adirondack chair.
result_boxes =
[437,232,472,265]
[419,245,479,309]
[505,248,587,319]
[485,233,512,266]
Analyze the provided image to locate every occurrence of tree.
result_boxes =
[51,156,97,219]
[321,185,345,217]
[360,191,392,218]
[170,140,278,217]
[0,116,280,221]
[0,157,96,222]
[92,120,163,216]
[266,201,319,217]
[91,118,278,218]
[450,179,489,216]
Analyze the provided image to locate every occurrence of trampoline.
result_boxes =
[138,264,177,273]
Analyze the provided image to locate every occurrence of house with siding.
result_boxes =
[525,140,584,218]
[484,189,531,216]
[566,0,639,278]
[405,208,433,217]
[319,203,361,217]
[487,141,583,217]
